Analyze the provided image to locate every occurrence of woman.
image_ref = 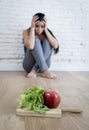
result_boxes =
[23,13,59,79]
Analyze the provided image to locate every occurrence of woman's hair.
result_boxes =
[26,12,59,54]
[33,12,45,22]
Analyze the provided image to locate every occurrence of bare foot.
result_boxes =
[40,70,57,79]
[27,70,37,78]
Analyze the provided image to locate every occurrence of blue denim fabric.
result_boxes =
[23,37,53,73]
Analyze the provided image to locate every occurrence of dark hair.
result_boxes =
[26,12,59,54]
[34,12,45,22]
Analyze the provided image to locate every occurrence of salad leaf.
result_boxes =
[18,86,49,113]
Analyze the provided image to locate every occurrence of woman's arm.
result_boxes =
[23,16,39,50]
[43,17,59,49]
[44,29,58,49]
[23,28,35,50]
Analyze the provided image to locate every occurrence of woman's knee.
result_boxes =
[23,56,34,73]
[23,60,30,73]
[32,37,42,51]
[35,36,40,42]
[35,36,41,46]
[42,39,52,53]
[42,39,52,59]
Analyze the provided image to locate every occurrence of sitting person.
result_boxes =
[23,12,59,79]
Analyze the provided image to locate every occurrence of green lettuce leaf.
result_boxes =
[18,86,49,113]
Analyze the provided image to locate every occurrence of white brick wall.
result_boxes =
[0,0,89,71]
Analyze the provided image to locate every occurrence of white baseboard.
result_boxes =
[50,62,89,71]
[0,64,24,71]
[0,63,89,71]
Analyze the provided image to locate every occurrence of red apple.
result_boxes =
[44,90,61,108]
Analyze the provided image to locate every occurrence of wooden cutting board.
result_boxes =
[16,106,82,130]
[16,106,62,118]
[16,105,82,119]
[62,106,82,113]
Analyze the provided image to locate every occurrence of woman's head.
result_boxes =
[34,13,45,35]
[34,13,45,22]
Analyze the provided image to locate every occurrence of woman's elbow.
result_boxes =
[26,44,34,51]
[54,42,59,49]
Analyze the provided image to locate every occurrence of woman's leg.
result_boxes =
[23,49,37,78]
[23,37,49,77]
[23,49,35,73]
[40,39,57,79]
[33,38,53,73]
[23,37,48,73]
[31,37,48,72]
[23,37,57,79]
[42,38,53,68]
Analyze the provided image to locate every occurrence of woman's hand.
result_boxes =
[31,16,39,29]
[43,16,48,31]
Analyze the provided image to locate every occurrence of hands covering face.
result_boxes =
[31,16,39,29]
[31,15,47,30]
[43,16,47,31]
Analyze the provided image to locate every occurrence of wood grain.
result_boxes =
[16,107,62,118]
[0,71,89,130]
[25,116,60,130]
